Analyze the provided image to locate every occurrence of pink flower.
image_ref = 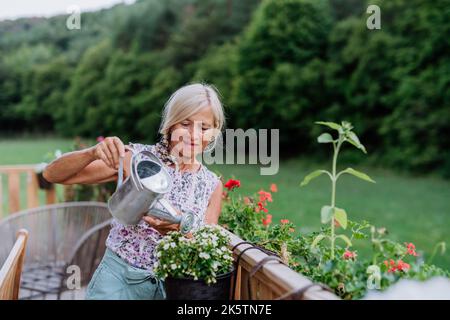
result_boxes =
[343,250,357,260]
[384,259,397,273]
[396,260,410,272]
[97,136,105,142]
[280,219,290,225]
[258,190,272,203]
[270,183,278,193]
[405,242,418,256]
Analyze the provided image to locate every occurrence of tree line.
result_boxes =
[0,0,449,177]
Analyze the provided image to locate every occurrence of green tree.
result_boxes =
[230,0,332,151]
[62,40,112,137]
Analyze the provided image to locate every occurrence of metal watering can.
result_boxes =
[107,149,195,234]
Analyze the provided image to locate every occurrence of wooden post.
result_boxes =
[26,171,39,209]
[8,172,20,213]
[46,186,56,205]
[234,265,242,300]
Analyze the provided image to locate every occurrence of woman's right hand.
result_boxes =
[142,216,180,236]
[92,136,126,170]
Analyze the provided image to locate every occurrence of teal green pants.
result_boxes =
[85,248,166,300]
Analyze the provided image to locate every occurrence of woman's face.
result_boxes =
[169,106,216,162]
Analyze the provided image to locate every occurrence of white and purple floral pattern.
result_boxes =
[106,143,220,272]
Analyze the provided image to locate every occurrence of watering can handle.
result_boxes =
[115,147,170,192]
[116,145,137,191]
[117,156,124,191]
[115,147,156,191]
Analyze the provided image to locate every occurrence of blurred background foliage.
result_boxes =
[0,0,449,177]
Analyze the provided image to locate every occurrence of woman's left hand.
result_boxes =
[142,216,180,235]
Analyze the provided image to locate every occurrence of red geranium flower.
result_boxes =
[257,201,268,213]
[224,179,241,191]
[343,250,357,260]
[280,219,289,225]
[384,259,410,273]
[262,214,272,226]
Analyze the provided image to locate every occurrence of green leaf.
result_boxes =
[317,133,334,143]
[336,234,352,247]
[346,131,367,153]
[315,121,341,131]
[321,205,333,224]
[339,168,375,183]
[334,207,347,229]
[311,234,326,248]
[300,170,329,187]
[341,121,353,131]
[353,232,367,239]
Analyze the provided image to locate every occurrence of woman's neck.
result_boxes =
[170,155,201,172]
[165,142,201,172]
[178,161,201,172]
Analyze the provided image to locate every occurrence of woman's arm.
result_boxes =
[43,136,128,185]
[204,180,223,225]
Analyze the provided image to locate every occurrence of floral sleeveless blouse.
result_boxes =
[106,142,220,271]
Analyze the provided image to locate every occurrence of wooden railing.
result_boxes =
[224,228,339,300]
[0,165,56,217]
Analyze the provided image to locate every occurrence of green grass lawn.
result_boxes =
[1,137,449,269]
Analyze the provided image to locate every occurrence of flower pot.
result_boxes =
[36,172,53,190]
[164,268,235,300]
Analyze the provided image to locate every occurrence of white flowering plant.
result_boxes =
[154,225,234,285]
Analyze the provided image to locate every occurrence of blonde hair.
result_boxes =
[159,83,225,137]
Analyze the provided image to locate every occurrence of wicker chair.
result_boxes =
[0,229,29,300]
[0,202,112,300]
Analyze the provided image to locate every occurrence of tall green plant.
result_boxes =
[300,121,375,259]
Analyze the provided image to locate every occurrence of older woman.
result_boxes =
[43,83,225,300]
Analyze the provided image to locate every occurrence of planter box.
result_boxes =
[165,268,234,300]
[222,227,339,300]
